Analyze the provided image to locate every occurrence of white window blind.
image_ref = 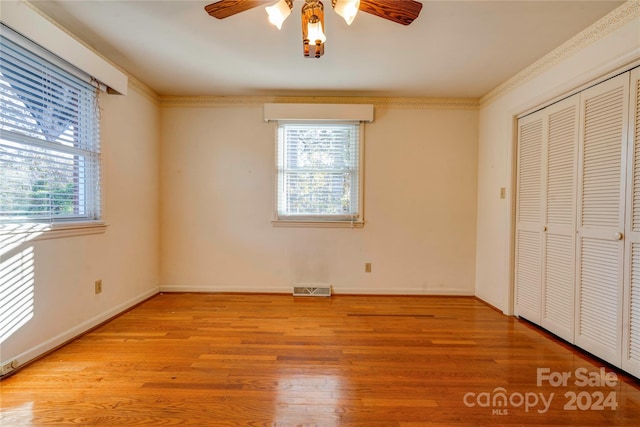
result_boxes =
[0,25,101,224]
[276,122,362,222]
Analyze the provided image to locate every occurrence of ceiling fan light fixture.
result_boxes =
[266,0,294,30]
[204,0,423,57]
[332,0,360,25]
[302,1,326,58]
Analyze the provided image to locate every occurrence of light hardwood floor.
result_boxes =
[1,293,640,426]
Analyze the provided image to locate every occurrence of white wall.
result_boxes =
[160,103,478,295]
[0,84,160,369]
[475,7,640,313]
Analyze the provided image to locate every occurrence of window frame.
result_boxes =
[272,120,365,228]
[0,24,105,238]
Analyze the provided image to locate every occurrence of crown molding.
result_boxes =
[480,0,640,107]
[127,75,160,104]
[159,95,479,110]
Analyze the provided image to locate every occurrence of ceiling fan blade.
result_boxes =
[204,0,264,19]
[359,0,423,26]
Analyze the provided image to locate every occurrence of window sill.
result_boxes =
[0,221,107,242]
[272,220,364,228]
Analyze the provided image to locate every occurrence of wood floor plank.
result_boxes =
[1,293,640,426]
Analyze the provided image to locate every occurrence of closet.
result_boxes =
[514,67,640,378]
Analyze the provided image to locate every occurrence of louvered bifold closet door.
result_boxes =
[576,73,630,366]
[541,95,579,343]
[623,68,640,377]
[515,111,545,323]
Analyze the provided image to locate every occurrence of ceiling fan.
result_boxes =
[204,0,423,58]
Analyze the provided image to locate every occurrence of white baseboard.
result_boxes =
[336,287,475,296]
[1,287,159,377]
[158,285,291,294]
[159,285,475,296]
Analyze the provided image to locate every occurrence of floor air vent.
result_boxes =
[293,285,332,297]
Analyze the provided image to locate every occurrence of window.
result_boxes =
[0,25,100,225]
[275,122,364,225]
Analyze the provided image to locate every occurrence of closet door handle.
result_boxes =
[614,232,623,241]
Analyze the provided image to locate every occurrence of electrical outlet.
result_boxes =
[1,359,19,376]
[500,187,506,199]
[1,362,12,376]
[365,263,372,273]
[95,279,102,294]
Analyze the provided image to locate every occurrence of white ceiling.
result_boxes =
[27,0,624,98]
